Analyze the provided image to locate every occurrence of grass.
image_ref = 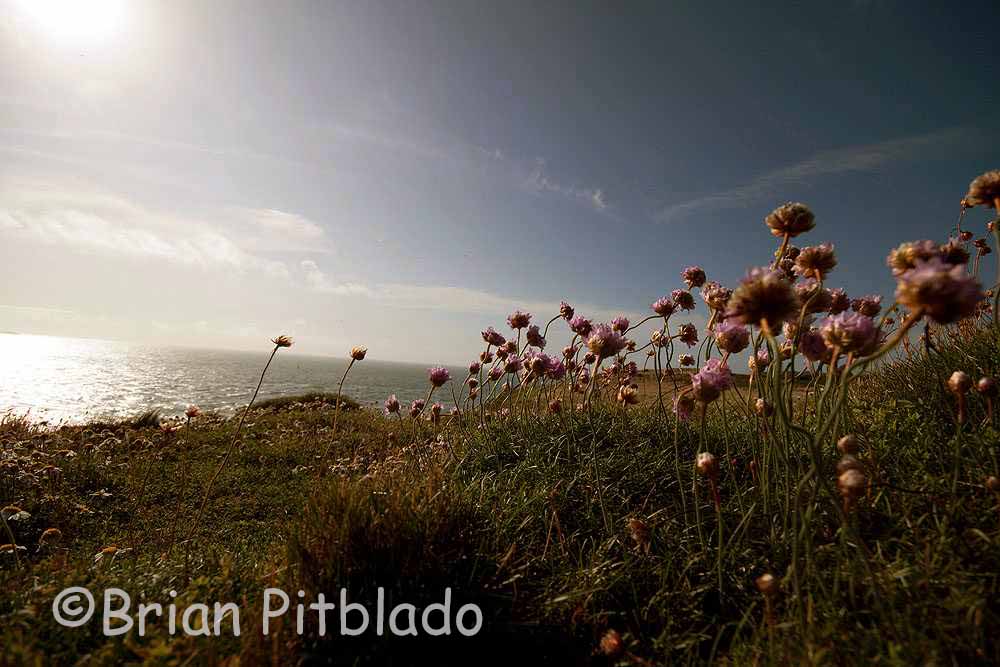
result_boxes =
[2,331,1000,665]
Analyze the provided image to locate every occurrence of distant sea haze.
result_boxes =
[0,334,463,424]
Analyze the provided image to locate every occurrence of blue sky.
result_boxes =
[0,0,997,364]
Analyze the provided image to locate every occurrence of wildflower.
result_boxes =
[691,359,733,403]
[548,398,562,414]
[559,301,575,320]
[507,310,531,330]
[409,400,425,418]
[1,506,29,522]
[671,289,696,311]
[726,268,800,331]
[428,367,451,387]
[599,629,625,659]
[895,257,983,324]
[480,350,494,364]
[798,328,829,362]
[349,346,367,361]
[837,467,866,512]
[795,278,833,313]
[749,348,771,371]
[468,361,481,374]
[504,355,523,374]
[481,327,506,347]
[39,527,62,545]
[430,403,443,423]
[679,354,695,367]
[755,398,773,416]
[850,294,882,317]
[987,476,1000,493]
[651,296,676,317]
[819,312,877,353]
[185,405,201,419]
[569,316,593,338]
[960,230,974,242]
[467,378,479,389]
[617,384,640,406]
[755,573,779,598]
[546,358,566,380]
[794,243,837,279]
[701,281,732,312]
[965,170,1000,208]
[765,202,815,238]
[837,434,858,455]
[886,240,940,276]
[525,325,546,349]
[583,352,596,365]
[681,265,707,289]
[696,452,719,478]
[948,370,972,395]
[271,335,293,348]
[384,394,400,414]
[714,319,750,354]
[587,324,627,360]
[976,376,997,397]
[611,316,630,333]
[627,517,651,553]
[674,393,695,421]
[828,288,850,314]
[674,327,700,352]
[940,238,971,265]
[650,330,666,347]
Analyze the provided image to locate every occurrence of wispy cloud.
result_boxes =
[657,127,978,222]
[526,158,608,211]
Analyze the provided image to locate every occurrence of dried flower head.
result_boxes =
[755,398,773,416]
[677,322,699,347]
[895,257,983,324]
[627,517,651,552]
[726,268,800,332]
[976,376,997,397]
[350,346,368,361]
[617,384,640,406]
[599,629,625,658]
[39,527,62,545]
[481,327,506,347]
[837,434,858,455]
[850,294,882,318]
[755,573,779,597]
[559,301,575,320]
[507,310,532,330]
[548,398,562,414]
[681,265,707,289]
[679,354,695,367]
[965,170,1000,208]
[765,202,815,238]
[987,476,1000,493]
[671,289,696,311]
[887,240,940,276]
[696,451,719,477]
[271,335,293,348]
[940,238,971,265]
[794,243,837,279]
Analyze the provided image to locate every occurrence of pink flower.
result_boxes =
[798,329,828,362]
[409,399,425,418]
[488,366,503,382]
[674,393,695,421]
[546,357,567,380]
[384,394,401,414]
[481,327,506,347]
[611,316,630,333]
[714,319,750,354]
[896,257,983,324]
[504,355,523,374]
[701,281,732,312]
[559,301,575,320]
[681,266,707,289]
[587,324,627,360]
[850,294,882,317]
[691,358,733,403]
[828,288,850,314]
[526,324,546,349]
[507,310,532,330]
[819,312,877,353]
[679,354,695,367]
[671,290,696,311]
[678,323,699,347]
[569,316,593,338]
[468,361,481,375]
[652,296,676,317]
[428,367,451,387]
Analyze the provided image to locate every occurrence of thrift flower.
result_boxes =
[350,346,367,361]
[525,325,546,349]
[384,394,400,414]
[765,202,815,238]
[677,323,699,347]
[887,240,940,276]
[726,268,800,331]
[271,335,293,348]
[828,288,850,314]
[798,329,828,362]
[611,316,630,333]
[507,310,531,329]
[850,294,882,317]
[481,327,506,347]
[587,324,627,360]
[714,319,750,354]
[794,243,837,279]
[895,257,983,324]
[965,170,1000,208]
[671,289,696,311]
[679,354,695,367]
[681,265,707,289]
[674,393,695,421]
[819,312,877,353]
[691,358,733,403]
[569,316,593,338]
[652,296,676,317]
[559,301,575,320]
[428,367,451,387]
[701,281,732,312]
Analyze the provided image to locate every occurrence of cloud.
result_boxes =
[657,127,978,222]
[527,158,608,211]
[300,260,371,295]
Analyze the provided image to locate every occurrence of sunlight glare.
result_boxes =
[15,0,127,45]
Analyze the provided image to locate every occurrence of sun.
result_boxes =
[15,0,127,44]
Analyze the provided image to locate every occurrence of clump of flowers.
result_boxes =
[691,359,733,404]
[714,319,750,354]
[850,294,882,317]
[819,312,877,354]
[587,324,627,360]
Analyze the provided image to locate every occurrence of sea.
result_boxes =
[0,333,464,424]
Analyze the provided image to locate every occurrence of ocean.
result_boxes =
[0,333,464,424]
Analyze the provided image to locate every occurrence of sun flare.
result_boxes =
[15,0,127,44]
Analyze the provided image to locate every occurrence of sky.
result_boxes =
[0,0,998,365]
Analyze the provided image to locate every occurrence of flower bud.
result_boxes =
[948,371,972,394]
[976,377,997,397]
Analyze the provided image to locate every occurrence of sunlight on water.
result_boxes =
[0,334,459,424]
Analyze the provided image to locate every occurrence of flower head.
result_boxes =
[765,202,815,238]
[428,367,451,387]
[696,452,719,477]
[409,399,425,418]
[976,376,997,397]
[507,310,532,330]
[714,319,750,354]
[794,243,837,279]
[559,301,575,320]
[895,257,983,324]
[886,240,940,276]
[525,325,546,349]
[481,327,506,347]
[569,316,593,338]
[819,312,877,353]
[674,393,695,421]
[350,345,367,361]
[850,294,882,317]
[726,268,800,331]
[940,238,971,265]
[468,361,481,375]
[965,170,1000,208]
[504,355,523,374]
[671,289,696,311]
[651,296,676,317]
[749,348,770,372]
[611,316,630,333]
[798,328,829,362]
[701,281,732,312]
[185,405,201,419]
[691,358,733,403]
[948,370,972,394]
[587,324,627,360]
[827,288,850,314]
[617,384,640,406]
[271,335,293,348]
[795,278,833,314]
[681,266,707,289]
[384,394,400,414]
[677,322,699,347]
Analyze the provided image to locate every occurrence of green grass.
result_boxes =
[2,330,1000,665]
